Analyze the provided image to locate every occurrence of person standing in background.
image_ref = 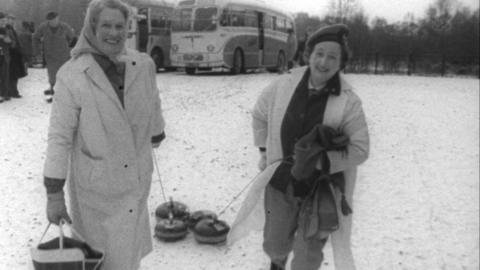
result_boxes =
[0,12,11,103]
[18,21,34,68]
[294,27,313,67]
[6,13,27,98]
[33,11,74,102]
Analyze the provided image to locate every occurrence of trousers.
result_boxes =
[263,182,328,270]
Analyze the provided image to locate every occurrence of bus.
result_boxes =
[125,0,176,71]
[169,0,297,75]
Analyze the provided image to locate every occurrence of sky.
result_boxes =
[272,0,480,23]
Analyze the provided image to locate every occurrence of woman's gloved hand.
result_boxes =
[46,191,72,225]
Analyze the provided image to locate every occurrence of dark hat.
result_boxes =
[304,24,351,69]
[306,24,349,49]
[0,12,5,19]
[46,11,58,20]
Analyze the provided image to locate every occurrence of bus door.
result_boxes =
[257,11,264,66]
[126,7,139,50]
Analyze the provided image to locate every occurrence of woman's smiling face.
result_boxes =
[94,7,127,57]
[308,41,342,85]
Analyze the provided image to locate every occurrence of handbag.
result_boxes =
[30,219,104,270]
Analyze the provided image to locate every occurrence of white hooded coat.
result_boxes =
[43,48,165,270]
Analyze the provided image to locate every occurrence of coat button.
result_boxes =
[132,61,136,66]
[124,164,128,168]
[119,85,123,90]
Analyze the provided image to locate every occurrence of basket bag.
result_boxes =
[30,220,104,270]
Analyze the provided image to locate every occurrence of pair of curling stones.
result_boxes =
[154,200,230,244]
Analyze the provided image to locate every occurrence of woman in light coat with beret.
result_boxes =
[229,24,369,270]
[42,0,165,269]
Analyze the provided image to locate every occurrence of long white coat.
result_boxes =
[229,66,369,270]
[43,49,165,270]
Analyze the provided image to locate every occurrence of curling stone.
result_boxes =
[187,210,217,229]
[193,218,230,245]
[154,217,188,242]
[155,199,189,222]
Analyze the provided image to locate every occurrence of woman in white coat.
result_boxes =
[42,0,165,269]
[252,24,369,270]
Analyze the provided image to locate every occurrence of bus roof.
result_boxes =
[176,0,294,20]
[124,0,176,8]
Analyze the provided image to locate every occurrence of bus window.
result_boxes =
[264,15,273,30]
[276,17,287,32]
[244,10,257,27]
[151,15,167,29]
[194,7,217,31]
[220,11,228,26]
[221,9,250,27]
[172,8,193,31]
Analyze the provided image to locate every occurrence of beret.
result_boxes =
[46,11,58,20]
[306,24,349,49]
[6,14,15,19]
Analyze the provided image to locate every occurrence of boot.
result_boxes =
[44,88,54,95]
[270,262,285,270]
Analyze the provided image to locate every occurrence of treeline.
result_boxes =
[295,0,479,76]
[1,0,478,76]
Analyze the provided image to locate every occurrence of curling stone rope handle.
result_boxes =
[152,149,168,202]
[217,171,261,217]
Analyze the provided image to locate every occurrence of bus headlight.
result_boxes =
[207,44,215,52]
[172,44,179,53]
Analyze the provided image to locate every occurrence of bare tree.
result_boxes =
[327,0,362,23]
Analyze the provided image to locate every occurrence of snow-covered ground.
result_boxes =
[0,68,478,270]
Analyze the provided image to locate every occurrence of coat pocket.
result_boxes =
[75,152,105,192]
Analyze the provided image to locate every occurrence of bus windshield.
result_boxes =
[193,7,217,31]
[172,8,193,31]
[172,7,217,32]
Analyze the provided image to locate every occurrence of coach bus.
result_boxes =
[169,0,297,75]
[125,0,176,71]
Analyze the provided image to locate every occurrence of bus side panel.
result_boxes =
[262,31,288,66]
[223,33,260,69]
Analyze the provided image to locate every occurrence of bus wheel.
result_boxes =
[186,67,196,75]
[231,49,244,75]
[151,48,164,72]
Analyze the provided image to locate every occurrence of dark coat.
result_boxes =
[6,25,27,79]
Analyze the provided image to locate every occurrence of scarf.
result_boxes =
[70,5,127,65]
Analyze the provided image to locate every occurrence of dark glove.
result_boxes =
[46,191,72,225]
[292,180,311,198]
[316,125,349,152]
[291,125,349,181]
[291,170,320,199]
